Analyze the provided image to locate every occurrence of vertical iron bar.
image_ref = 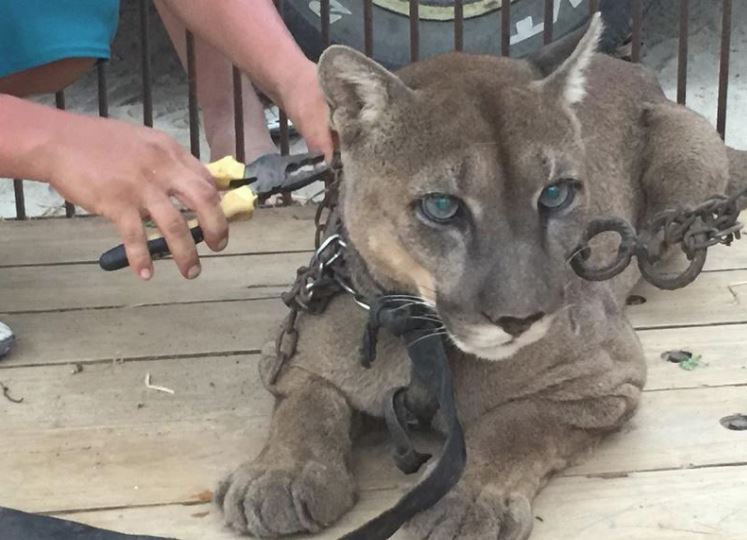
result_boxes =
[631,0,642,63]
[13,180,26,220]
[410,0,420,62]
[543,0,554,44]
[274,0,289,157]
[589,0,598,14]
[55,91,76,218]
[501,0,511,56]
[139,0,153,127]
[716,0,732,139]
[232,66,245,162]
[364,0,374,57]
[186,30,200,158]
[321,0,331,47]
[97,62,109,117]
[454,0,464,51]
[677,0,689,105]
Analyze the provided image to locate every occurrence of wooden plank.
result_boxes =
[639,323,747,390]
[48,465,747,540]
[3,355,747,513]
[0,254,745,321]
[0,252,309,314]
[532,465,747,540]
[0,299,286,368]
[3,298,746,394]
[0,206,316,266]
[628,269,747,328]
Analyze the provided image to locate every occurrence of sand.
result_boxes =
[1,0,745,218]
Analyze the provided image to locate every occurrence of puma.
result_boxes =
[216,14,745,539]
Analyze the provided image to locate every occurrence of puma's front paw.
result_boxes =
[215,459,356,537]
[405,483,533,540]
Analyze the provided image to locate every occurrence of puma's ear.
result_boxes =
[318,45,412,137]
[534,13,604,105]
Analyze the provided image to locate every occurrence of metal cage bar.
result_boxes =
[631,0,642,63]
[677,0,689,104]
[186,30,201,158]
[410,0,420,62]
[139,0,153,127]
[716,0,732,139]
[544,0,554,44]
[232,66,246,162]
[13,180,25,220]
[589,0,598,14]
[321,0,331,47]
[97,62,109,117]
[454,0,464,51]
[364,0,374,57]
[501,0,511,56]
[55,91,76,218]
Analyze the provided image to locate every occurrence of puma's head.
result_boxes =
[318,15,604,361]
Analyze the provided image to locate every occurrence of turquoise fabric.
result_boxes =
[0,0,120,78]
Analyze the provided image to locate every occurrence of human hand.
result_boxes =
[44,114,228,280]
[281,61,336,162]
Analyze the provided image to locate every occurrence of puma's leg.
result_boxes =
[216,370,356,537]
[406,381,641,540]
[640,102,730,219]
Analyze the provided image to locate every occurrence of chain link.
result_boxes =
[571,188,747,290]
[268,158,361,385]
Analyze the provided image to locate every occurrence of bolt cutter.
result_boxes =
[98,151,329,271]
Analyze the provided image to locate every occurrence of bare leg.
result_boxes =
[154,1,277,163]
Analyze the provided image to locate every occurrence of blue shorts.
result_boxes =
[0,0,120,78]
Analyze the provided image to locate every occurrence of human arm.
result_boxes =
[0,94,228,280]
[158,0,335,160]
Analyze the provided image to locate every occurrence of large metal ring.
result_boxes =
[570,217,637,281]
[636,240,708,291]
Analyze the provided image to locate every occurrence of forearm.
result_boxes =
[159,0,311,109]
[0,94,59,182]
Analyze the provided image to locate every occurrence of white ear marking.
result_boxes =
[539,12,604,105]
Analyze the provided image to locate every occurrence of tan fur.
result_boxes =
[216,17,739,539]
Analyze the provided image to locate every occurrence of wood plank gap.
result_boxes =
[579,460,747,480]
[0,350,260,371]
[0,293,284,316]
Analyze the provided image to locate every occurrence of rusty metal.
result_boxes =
[364,0,374,56]
[677,0,689,104]
[410,0,420,62]
[321,0,331,47]
[631,0,642,63]
[454,0,464,51]
[186,31,200,158]
[13,180,25,220]
[543,0,554,44]
[97,62,109,117]
[139,0,153,127]
[571,188,747,290]
[232,66,245,162]
[501,0,511,56]
[717,0,732,139]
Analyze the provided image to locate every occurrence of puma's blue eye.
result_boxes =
[538,182,575,211]
[420,194,460,223]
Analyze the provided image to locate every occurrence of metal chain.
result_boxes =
[571,188,747,290]
[268,158,367,385]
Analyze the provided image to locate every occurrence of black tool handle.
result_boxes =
[98,226,204,271]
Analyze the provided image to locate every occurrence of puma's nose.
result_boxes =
[484,312,545,337]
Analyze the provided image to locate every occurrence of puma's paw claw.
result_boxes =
[405,484,533,540]
[216,459,356,537]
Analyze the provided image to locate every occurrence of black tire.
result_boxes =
[285,0,593,69]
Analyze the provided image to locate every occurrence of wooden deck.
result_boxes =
[1,207,747,540]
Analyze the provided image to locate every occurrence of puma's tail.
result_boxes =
[727,147,747,209]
